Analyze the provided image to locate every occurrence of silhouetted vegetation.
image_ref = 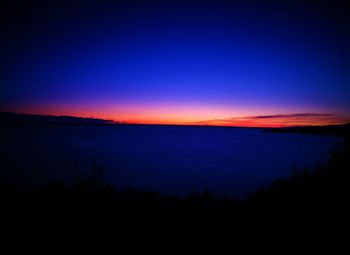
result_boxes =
[248,137,349,208]
[1,114,349,222]
[1,135,348,220]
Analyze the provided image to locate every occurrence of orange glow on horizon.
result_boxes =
[4,103,350,128]
[190,118,349,128]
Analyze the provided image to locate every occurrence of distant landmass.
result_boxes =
[264,123,350,136]
[1,112,349,134]
[0,112,117,125]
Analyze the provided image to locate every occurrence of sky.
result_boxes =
[1,0,350,127]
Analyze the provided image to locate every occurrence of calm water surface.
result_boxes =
[0,125,343,197]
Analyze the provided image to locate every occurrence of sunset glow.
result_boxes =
[2,0,350,213]
[5,102,349,128]
[1,0,349,127]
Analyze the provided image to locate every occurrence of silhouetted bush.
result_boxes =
[1,136,348,221]
[248,136,349,210]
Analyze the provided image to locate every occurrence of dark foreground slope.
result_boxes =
[1,136,349,221]
[249,136,349,205]
[1,114,349,225]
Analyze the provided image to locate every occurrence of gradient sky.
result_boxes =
[1,0,350,127]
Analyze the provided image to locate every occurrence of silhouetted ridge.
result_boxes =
[264,123,350,136]
[1,135,348,213]
[0,112,116,125]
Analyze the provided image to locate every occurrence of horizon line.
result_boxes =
[1,111,349,129]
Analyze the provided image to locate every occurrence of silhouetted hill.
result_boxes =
[264,123,350,136]
[248,136,349,210]
[1,135,348,212]
[0,112,116,125]
[1,112,349,224]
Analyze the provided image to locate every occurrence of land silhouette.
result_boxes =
[1,112,349,222]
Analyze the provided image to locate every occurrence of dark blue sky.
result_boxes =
[1,0,350,126]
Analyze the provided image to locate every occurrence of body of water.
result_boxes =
[0,125,343,197]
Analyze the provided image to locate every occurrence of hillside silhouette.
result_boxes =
[0,112,116,125]
[264,123,350,136]
[1,111,349,228]
[1,127,348,220]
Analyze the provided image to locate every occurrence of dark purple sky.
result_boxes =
[1,0,350,126]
